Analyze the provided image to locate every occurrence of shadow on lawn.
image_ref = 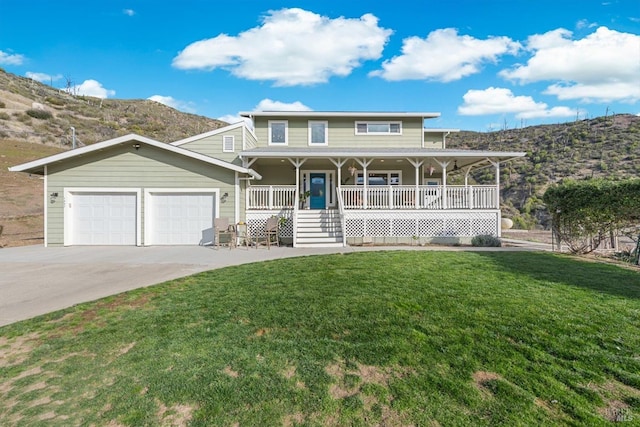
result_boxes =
[475,251,640,299]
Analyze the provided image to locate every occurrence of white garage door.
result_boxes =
[71,193,137,245]
[148,193,216,245]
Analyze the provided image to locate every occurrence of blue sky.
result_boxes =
[1,0,638,132]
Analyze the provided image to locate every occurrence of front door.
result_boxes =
[309,173,326,209]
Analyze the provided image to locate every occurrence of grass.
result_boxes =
[1,251,639,426]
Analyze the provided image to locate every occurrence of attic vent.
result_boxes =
[223,135,235,152]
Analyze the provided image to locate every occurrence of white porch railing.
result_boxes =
[339,185,497,210]
[247,185,296,210]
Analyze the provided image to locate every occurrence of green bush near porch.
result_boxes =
[1,251,639,426]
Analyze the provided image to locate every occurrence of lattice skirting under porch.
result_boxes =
[343,210,499,238]
[246,210,294,238]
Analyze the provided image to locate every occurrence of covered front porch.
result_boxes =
[240,148,524,247]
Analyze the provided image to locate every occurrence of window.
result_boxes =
[355,121,402,135]
[268,120,288,145]
[308,121,328,145]
[355,171,401,185]
[222,135,234,152]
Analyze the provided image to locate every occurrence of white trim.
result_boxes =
[308,120,328,146]
[268,120,288,145]
[301,169,336,208]
[234,172,240,225]
[355,121,402,135]
[143,188,220,246]
[64,187,142,246]
[223,135,235,152]
[44,165,48,247]
[240,111,440,119]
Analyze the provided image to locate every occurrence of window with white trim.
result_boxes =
[268,120,288,145]
[355,171,402,185]
[355,121,402,135]
[308,121,328,145]
[222,135,235,152]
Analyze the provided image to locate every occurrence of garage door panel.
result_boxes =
[148,193,216,245]
[71,193,137,245]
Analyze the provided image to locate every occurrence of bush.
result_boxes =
[0,111,9,120]
[471,234,502,247]
[0,100,6,108]
[26,108,53,120]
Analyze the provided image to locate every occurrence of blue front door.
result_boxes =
[309,173,326,209]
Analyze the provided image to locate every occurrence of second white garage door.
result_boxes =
[147,193,216,245]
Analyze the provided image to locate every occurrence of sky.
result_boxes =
[0,0,639,132]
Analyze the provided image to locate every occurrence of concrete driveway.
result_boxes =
[0,245,358,327]
[0,243,541,327]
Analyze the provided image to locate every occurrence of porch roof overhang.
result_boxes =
[239,111,441,119]
[239,147,525,170]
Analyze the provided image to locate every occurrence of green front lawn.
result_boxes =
[1,251,639,426]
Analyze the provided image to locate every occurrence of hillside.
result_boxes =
[0,68,226,146]
[446,113,640,229]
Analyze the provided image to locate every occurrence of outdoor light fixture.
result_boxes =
[221,192,229,203]
[428,164,435,176]
[133,143,141,150]
[453,160,459,171]
[348,163,357,176]
[49,192,58,204]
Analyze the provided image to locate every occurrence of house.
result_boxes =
[9,111,525,247]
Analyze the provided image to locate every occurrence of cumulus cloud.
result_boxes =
[370,28,520,82]
[500,26,640,103]
[458,87,577,119]
[26,72,63,83]
[123,9,135,16]
[254,98,311,111]
[172,8,392,86]
[218,114,252,127]
[70,80,116,98]
[148,95,196,113]
[0,50,25,65]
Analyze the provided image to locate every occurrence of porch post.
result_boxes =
[436,160,450,210]
[464,167,472,209]
[407,158,424,209]
[356,158,373,209]
[329,158,347,204]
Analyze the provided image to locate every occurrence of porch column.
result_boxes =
[288,158,307,207]
[329,158,347,205]
[488,159,500,209]
[436,160,450,209]
[407,158,424,209]
[464,166,472,209]
[356,158,373,209]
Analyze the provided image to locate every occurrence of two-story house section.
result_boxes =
[10,110,525,247]
[237,111,525,247]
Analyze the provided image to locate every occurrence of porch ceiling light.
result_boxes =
[428,164,435,176]
[348,163,357,176]
[453,160,459,171]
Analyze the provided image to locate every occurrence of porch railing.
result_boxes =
[247,185,296,210]
[340,185,497,210]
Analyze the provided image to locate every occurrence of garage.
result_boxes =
[69,192,138,245]
[146,191,217,245]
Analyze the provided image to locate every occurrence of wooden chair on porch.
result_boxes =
[214,217,236,250]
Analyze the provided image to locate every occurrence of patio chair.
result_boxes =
[255,216,280,249]
[214,217,236,249]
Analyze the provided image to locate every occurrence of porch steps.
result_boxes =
[295,209,344,248]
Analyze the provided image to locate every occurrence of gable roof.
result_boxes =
[9,133,261,179]
[171,121,257,146]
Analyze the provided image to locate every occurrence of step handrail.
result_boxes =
[336,186,347,247]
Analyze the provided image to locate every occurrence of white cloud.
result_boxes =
[458,87,576,119]
[172,8,392,86]
[26,72,63,83]
[254,98,311,111]
[71,80,116,98]
[147,95,196,113]
[500,27,640,103]
[218,114,252,127]
[0,50,25,65]
[123,9,135,16]
[370,28,520,82]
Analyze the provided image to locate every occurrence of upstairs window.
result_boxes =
[222,135,234,152]
[268,120,288,145]
[355,121,402,135]
[308,121,328,145]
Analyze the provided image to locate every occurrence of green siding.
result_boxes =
[180,126,244,165]
[46,145,237,246]
[254,116,426,148]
